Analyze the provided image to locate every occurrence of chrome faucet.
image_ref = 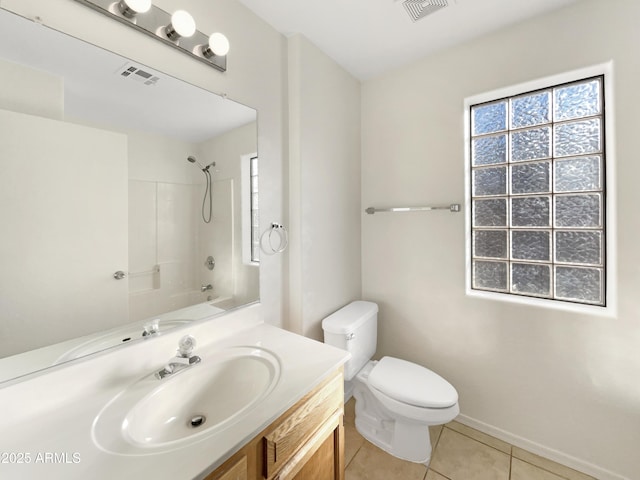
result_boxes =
[142,320,160,337]
[155,335,201,379]
[201,284,213,292]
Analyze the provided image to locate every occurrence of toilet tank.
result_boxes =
[322,301,378,381]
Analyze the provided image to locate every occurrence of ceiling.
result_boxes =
[0,10,256,143]
[238,0,583,80]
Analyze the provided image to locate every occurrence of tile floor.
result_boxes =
[343,399,597,480]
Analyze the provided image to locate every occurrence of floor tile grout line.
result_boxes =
[344,437,366,471]
[346,411,582,480]
[431,426,444,452]
[442,425,579,480]
[443,424,512,457]
[511,455,577,480]
[509,453,513,480]
[428,466,454,480]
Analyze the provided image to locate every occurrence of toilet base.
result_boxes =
[353,367,433,465]
[355,413,433,465]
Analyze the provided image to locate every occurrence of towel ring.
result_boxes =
[260,223,288,255]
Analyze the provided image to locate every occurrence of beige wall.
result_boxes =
[362,0,640,478]
[287,34,362,340]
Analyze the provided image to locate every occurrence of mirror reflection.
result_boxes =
[0,9,259,383]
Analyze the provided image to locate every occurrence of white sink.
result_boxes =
[92,346,281,454]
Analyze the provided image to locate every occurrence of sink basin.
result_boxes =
[54,319,192,364]
[92,346,281,454]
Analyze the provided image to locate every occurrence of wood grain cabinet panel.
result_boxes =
[263,373,343,478]
[203,369,344,480]
[206,455,248,480]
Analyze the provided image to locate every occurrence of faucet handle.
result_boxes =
[142,320,160,337]
[177,335,196,357]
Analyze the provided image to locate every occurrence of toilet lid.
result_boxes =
[368,356,458,409]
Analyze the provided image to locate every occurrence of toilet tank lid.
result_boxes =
[368,356,458,409]
[322,301,378,334]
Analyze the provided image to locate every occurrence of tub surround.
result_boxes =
[0,304,349,479]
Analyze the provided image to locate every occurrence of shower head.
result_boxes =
[189,156,216,224]
[186,155,216,171]
[187,155,205,169]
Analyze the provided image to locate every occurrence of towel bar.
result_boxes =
[365,204,461,214]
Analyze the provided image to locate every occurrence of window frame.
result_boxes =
[464,63,616,316]
[241,152,259,266]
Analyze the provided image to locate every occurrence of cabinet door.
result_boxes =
[264,374,343,478]
[270,413,344,480]
[208,455,247,480]
[292,424,343,480]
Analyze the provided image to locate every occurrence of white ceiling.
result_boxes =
[238,0,583,80]
[0,10,256,143]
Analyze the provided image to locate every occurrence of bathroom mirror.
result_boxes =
[0,9,259,384]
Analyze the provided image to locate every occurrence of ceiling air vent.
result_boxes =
[116,62,160,86]
[399,0,448,22]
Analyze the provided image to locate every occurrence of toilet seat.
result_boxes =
[368,356,458,408]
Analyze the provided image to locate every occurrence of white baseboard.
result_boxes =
[455,414,630,480]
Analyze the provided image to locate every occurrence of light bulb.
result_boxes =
[203,32,230,58]
[118,0,151,18]
[166,10,196,40]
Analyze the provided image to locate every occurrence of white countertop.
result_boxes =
[0,320,349,480]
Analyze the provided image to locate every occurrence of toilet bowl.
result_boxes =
[322,301,459,465]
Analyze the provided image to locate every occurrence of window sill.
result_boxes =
[466,287,616,318]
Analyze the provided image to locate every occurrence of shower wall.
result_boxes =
[128,123,257,322]
[127,131,206,321]
[199,122,259,308]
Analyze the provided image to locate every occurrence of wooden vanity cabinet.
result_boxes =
[208,455,249,480]
[204,369,344,480]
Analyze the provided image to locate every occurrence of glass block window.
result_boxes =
[250,155,259,263]
[470,76,606,306]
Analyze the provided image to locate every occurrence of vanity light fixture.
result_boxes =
[202,32,230,58]
[116,0,151,19]
[72,0,229,72]
[164,10,196,41]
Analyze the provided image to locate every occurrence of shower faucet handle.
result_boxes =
[204,256,215,270]
[113,270,127,280]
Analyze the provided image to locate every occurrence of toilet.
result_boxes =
[322,301,459,465]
